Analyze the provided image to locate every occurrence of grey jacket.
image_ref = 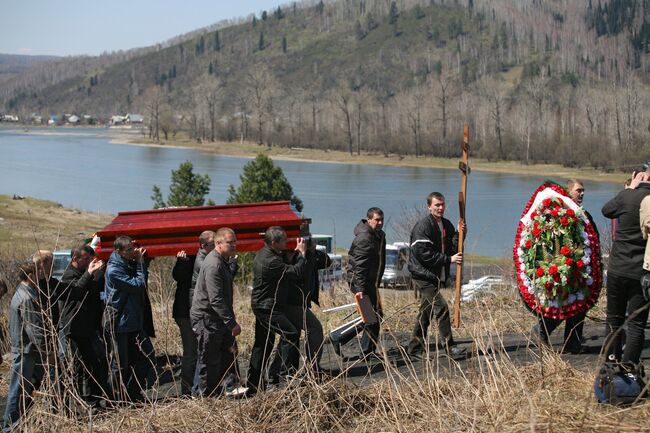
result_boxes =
[190,250,237,330]
[189,247,208,307]
[9,282,46,354]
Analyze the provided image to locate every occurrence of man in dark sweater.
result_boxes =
[602,172,650,365]
[246,226,306,394]
[58,243,107,402]
[190,227,240,397]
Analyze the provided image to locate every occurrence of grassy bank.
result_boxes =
[0,195,112,256]
[116,134,629,185]
[2,197,649,433]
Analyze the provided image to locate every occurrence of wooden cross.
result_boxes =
[453,125,470,329]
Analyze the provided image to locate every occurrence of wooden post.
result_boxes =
[453,125,470,329]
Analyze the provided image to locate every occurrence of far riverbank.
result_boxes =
[114,134,629,185]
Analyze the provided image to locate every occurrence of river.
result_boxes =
[0,127,622,257]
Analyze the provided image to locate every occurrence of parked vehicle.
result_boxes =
[311,234,344,288]
[52,250,72,280]
[382,242,410,288]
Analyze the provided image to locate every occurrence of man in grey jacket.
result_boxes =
[190,227,240,397]
[3,258,52,430]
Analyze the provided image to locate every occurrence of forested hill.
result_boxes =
[0,54,59,85]
[2,0,649,170]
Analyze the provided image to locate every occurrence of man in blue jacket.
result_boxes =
[104,235,150,401]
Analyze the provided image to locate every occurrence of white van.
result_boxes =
[382,242,410,288]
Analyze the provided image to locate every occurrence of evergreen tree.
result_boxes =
[227,154,303,211]
[252,16,257,27]
[262,10,268,21]
[316,0,324,15]
[259,32,265,50]
[355,20,367,40]
[389,1,399,25]
[275,6,284,20]
[366,13,378,32]
[151,161,214,209]
[214,31,221,52]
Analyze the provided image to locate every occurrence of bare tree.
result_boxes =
[246,67,278,145]
[334,88,354,155]
[142,85,164,142]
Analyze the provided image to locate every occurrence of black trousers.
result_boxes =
[246,308,300,392]
[604,273,650,364]
[64,333,109,399]
[193,317,236,397]
[537,312,585,350]
[268,305,303,380]
[408,279,453,354]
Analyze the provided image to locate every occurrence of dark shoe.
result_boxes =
[562,343,587,355]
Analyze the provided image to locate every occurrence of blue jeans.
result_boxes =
[3,351,45,430]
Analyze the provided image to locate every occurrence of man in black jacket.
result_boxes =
[190,227,240,397]
[58,243,108,402]
[246,226,306,394]
[330,208,386,358]
[602,172,650,365]
[277,238,332,374]
[407,192,464,359]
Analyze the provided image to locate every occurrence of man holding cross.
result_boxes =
[407,192,465,359]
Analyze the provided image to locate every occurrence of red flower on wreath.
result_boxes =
[543,198,552,207]
[545,282,554,289]
[576,260,585,269]
[550,208,559,217]
[533,227,542,237]
[566,209,575,217]
[565,258,574,266]
[560,246,571,256]
[536,267,545,277]
[560,216,569,226]
[525,240,533,249]
[553,274,561,282]
[549,265,558,275]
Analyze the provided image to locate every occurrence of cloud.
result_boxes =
[16,47,36,55]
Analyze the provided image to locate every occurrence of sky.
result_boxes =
[0,0,288,57]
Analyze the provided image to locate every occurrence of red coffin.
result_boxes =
[95,201,310,259]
